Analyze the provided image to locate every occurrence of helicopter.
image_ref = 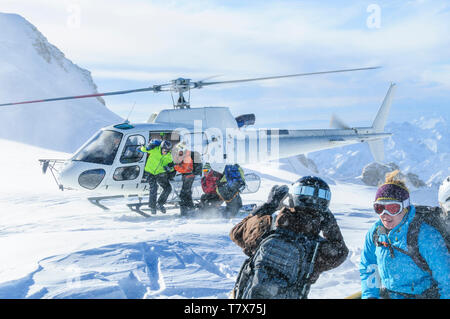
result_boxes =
[1,66,396,216]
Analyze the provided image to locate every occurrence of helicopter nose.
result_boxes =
[59,161,107,191]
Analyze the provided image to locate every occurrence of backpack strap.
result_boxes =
[372,215,432,274]
[373,207,448,276]
[406,206,450,275]
[405,210,432,275]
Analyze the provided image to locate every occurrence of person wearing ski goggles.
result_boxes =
[373,197,410,230]
[359,170,449,299]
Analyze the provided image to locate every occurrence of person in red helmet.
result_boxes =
[199,163,223,212]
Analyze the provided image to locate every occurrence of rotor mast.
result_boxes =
[171,78,191,109]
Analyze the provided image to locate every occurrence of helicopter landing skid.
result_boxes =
[126,200,181,218]
[87,195,126,210]
[126,203,153,218]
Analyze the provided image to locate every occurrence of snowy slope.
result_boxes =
[0,12,446,300]
[0,13,122,153]
[307,115,450,186]
[0,139,383,299]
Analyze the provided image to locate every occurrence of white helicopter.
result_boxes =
[1,66,396,216]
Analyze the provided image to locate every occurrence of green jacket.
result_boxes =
[140,146,174,175]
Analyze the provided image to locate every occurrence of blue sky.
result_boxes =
[2,0,449,128]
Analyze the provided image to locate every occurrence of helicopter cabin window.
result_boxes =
[120,134,146,164]
[113,166,140,181]
[72,130,123,165]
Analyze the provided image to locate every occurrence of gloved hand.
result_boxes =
[137,145,145,153]
[253,185,289,216]
[168,170,177,180]
[267,185,289,209]
[163,165,172,173]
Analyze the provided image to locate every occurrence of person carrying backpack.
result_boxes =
[140,140,174,214]
[359,170,450,299]
[199,163,223,210]
[217,164,246,218]
[229,176,349,299]
[172,143,202,216]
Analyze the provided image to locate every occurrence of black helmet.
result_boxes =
[289,176,331,211]
[160,140,172,151]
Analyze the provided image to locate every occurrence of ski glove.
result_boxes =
[163,165,173,173]
[267,185,289,209]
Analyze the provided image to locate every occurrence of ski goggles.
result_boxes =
[373,199,409,216]
[292,185,331,201]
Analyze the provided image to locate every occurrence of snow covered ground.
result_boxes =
[0,9,447,302]
[0,138,440,299]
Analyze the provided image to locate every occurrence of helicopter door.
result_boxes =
[149,131,181,146]
[202,130,223,164]
[139,131,182,184]
[109,134,146,192]
[179,132,208,155]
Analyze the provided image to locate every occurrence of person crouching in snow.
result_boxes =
[216,164,245,219]
[199,163,223,212]
[359,170,450,299]
[229,176,349,299]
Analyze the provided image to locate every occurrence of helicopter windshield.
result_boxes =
[72,130,123,165]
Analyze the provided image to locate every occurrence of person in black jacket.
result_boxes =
[230,177,348,299]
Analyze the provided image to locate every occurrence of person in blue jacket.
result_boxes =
[359,170,449,299]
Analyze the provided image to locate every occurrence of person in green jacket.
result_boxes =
[140,140,175,214]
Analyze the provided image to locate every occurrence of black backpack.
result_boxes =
[374,205,449,276]
[233,228,320,299]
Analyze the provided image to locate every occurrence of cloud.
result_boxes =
[1,0,449,125]
[3,1,449,75]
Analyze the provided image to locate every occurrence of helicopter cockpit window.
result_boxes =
[120,135,146,164]
[72,130,123,165]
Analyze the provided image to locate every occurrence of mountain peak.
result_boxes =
[0,12,121,152]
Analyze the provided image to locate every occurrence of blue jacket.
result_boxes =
[359,205,450,299]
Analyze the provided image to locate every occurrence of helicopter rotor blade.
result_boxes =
[193,66,381,88]
[0,85,170,107]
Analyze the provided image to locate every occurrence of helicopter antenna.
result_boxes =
[125,101,136,123]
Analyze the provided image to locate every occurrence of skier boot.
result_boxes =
[157,204,166,214]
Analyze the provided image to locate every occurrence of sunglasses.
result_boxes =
[373,199,409,216]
